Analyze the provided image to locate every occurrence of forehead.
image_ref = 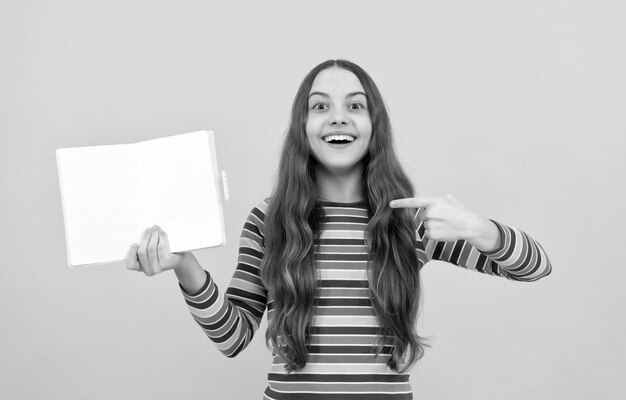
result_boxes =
[309,67,365,95]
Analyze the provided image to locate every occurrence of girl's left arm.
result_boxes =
[390,195,552,282]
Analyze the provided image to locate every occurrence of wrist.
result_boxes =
[175,252,196,272]
[466,214,501,252]
[174,252,207,295]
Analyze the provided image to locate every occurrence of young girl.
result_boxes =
[126,59,552,400]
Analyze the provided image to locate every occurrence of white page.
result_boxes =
[56,130,225,267]
[56,144,142,266]
[136,131,223,253]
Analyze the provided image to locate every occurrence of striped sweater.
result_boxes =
[180,198,551,399]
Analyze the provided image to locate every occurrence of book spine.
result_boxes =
[55,149,75,268]
[206,131,227,247]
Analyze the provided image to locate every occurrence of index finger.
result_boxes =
[389,197,437,209]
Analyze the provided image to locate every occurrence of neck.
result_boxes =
[315,163,364,203]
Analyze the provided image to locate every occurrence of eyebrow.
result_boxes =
[308,91,367,98]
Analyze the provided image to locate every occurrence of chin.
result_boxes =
[321,160,363,174]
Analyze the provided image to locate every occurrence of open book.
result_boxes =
[56,130,228,267]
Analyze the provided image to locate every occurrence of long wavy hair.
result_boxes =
[261,59,426,373]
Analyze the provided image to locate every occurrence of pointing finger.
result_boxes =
[389,197,438,209]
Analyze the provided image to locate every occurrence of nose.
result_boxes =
[330,108,349,126]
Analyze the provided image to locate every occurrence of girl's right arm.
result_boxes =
[178,201,269,357]
[173,252,208,295]
[125,200,269,358]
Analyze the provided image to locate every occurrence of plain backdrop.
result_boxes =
[1,1,625,399]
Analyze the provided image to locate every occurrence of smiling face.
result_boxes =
[306,67,372,175]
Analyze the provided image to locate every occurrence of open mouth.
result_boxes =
[322,134,356,144]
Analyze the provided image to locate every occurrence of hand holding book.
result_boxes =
[125,225,187,275]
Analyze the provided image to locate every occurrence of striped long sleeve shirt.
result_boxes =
[180,198,551,399]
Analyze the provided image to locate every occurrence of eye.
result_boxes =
[310,102,328,111]
[349,102,366,110]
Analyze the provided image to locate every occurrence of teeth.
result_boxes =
[323,134,355,143]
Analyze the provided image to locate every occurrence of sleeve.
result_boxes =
[179,199,269,357]
[415,207,552,282]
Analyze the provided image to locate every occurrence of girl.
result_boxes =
[126,59,551,400]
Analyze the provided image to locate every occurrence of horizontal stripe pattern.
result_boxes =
[413,207,552,281]
[180,198,552,399]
